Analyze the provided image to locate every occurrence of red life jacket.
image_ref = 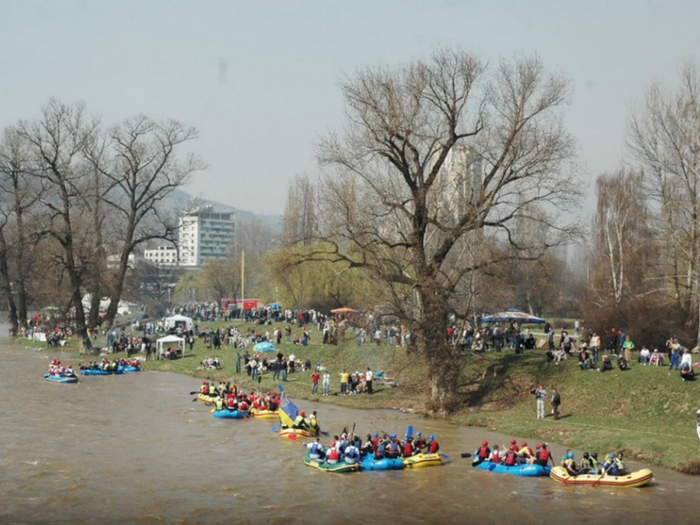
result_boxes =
[429,441,439,454]
[239,401,248,411]
[478,446,490,459]
[372,438,379,451]
[537,449,550,461]
[328,448,339,461]
[504,451,517,466]
[490,451,500,462]
[403,443,413,456]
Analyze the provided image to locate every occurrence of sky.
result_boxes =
[1,0,699,216]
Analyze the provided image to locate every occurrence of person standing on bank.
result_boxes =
[551,389,561,420]
[365,367,373,394]
[696,409,700,445]
[532,385,546,419]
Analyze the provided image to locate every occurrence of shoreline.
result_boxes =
[16,325,700,476]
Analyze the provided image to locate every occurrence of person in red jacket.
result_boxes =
[503,446,518,466]
[490,445,501,463]
[476,441,491,461]
[402,438,414,458]
[326,446,340,464]
[534,443,555,467]
[426,435,439,454]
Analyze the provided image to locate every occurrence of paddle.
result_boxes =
[407,425,413,438]
[287,434,298,441]
[592,465,612,487]
[270,425,280,432]
[189,391,199,395]
[439,453,450,459]
[461,453,472,459]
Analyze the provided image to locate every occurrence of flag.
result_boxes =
[279,392,299,419]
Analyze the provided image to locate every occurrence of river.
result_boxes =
[1,335,698,524]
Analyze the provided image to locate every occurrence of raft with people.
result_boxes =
[549,466,654,488]
[44,372,78,384]
[303,451,358,473]
[280,427,317,439]
[80,367,124,376]
[472,455,551,477]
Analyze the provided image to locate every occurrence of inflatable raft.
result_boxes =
[250,408,279,419]
[303,451,358,473]
[44,373,78,384]
[197,393,219,404]
[80,367,124,376]
[121,366,141,373]
[213,409,249,419]
[279,428,317,439]
[550,466,653,488]
[473,458,551,477]
[403,453,442,469]
[359,456,405,471]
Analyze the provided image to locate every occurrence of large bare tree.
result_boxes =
[86,116,205,328]
[628,62,700,338]
[304,50,580,414]
[17,99,100,351]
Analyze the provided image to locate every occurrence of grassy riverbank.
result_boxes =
[21,319,700,474]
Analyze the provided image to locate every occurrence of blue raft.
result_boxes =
[80,367,124,376]
[472,452,550,477]
[44,373,78,384]
[213,409,249,419]
[359,456,405,471]
[121,366,141,373]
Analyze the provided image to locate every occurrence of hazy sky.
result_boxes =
[1,0,699,215]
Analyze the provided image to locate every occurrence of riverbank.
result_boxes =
[18,320,700,474]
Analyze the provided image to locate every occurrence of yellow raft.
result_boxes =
[197,394,219,404]
[279,428,317,439]
[550,466,653,488]
[403,453,442,469]
[251,408,280,419]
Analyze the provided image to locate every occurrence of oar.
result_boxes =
[270,425,280,432]
[439,453,450,459]
[407,425,413,438]
[287,434,299,441]
[461,453,472,459]
[592,465,612,487]
[189,390,199,395]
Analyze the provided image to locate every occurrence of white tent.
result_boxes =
[164,314,194,333]
[156,334,186,359]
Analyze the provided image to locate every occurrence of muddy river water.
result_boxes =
[1,335,698,524]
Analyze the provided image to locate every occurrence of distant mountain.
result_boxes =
[167,189,282,233]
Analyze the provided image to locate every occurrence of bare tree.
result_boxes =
[628,62,700,338]
[85,116,205,328]
[16,99,100,351]
[303,51,579,414]
[591,169,653,307]
[0,126,43,333]
[282,174,317,246]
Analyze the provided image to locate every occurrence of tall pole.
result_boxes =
[241,251,245,308]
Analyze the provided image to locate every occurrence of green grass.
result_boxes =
[453,351,700,473]
[20,318,700,473]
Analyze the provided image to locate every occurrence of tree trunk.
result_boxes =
[103,243,132,329]
[419,284,463,415]
[0,230,19,336]
[13,193,29,328]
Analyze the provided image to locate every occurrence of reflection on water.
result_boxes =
[1,336,698,524]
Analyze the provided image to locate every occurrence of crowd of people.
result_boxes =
[79,357,142,371]
[474,439,629,477]
[305,430,440,465]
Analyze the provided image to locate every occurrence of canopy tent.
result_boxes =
[253,341,276,353]
[164,314,194,333]
[330,307,358,314]
[268,303,282,310]
[481,309,546,324]
[156,334,186,358]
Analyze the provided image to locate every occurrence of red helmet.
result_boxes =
[482,441,488,446]
[511,445,517,451]
[536,444,541,449]
[301,412,306,417]
[202,381,206,385]
[521,442,527,448]
[510,439,516,445]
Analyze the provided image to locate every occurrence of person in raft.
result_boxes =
[534,443,555,468]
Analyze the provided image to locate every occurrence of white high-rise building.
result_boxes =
[178,206,235,267]
[435,145,484,225]
[144,246,179,266]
